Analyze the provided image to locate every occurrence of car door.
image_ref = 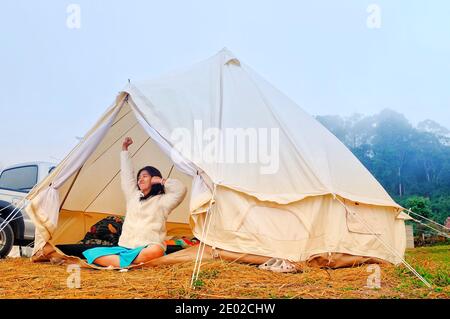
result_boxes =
[0,165,39,239]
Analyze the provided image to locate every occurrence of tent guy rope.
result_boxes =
[405,208,450,231]
[333,195,432,288]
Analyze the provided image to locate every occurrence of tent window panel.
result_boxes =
[345,203,389,235]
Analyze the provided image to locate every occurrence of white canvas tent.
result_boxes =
[25,48,409,268]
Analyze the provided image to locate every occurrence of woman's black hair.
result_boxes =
[137,166,165,201]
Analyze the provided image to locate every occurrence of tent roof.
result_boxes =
[123,48,400,208]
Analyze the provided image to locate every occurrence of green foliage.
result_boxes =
[317,109,450,230]
[192,279,204,288]
[191,269,220,290]
[431,196,450,224]
[402,196,433,218]
[401,246,450,288]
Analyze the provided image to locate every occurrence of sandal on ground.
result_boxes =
[269,259,297,273]
[258,258,297,273]
[258,257,279,270]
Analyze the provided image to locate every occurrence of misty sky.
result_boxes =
[1,0,449,167]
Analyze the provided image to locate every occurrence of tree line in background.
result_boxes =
[316,109,450,231]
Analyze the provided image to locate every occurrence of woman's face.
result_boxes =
[137,170,152,192]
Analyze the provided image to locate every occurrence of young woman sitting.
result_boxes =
[82,137,187,268]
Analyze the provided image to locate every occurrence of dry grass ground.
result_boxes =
[0,245,448,299]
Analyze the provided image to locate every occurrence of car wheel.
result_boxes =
[0,217,14,258]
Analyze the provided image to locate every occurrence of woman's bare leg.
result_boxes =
[133,245,164,265]
[93,255,121,267]
[92,245,163,267]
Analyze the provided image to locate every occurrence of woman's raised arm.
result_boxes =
[121,137,138,200]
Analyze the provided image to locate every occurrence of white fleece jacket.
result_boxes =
[118,151,187,250]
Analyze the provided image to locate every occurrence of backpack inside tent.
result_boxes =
[25,48,410,269]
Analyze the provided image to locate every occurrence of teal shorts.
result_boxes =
[83,246,146,268]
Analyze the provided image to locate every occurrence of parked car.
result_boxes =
[0,162,55,258]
